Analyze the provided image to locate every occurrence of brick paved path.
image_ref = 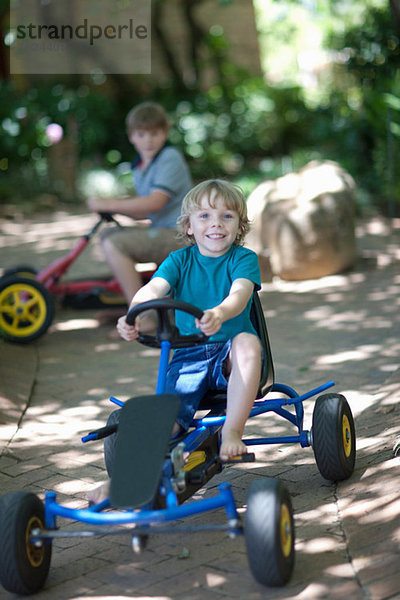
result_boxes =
[0,212,399,599]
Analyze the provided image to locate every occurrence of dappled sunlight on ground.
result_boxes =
[0,212,399,598]
[0,210,123,278]
[263,271,366,294]
[297,536,340,554]
[51,317,100,331]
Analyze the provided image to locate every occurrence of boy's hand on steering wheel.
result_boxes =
[196,309,222,337]
[116,315,140,341]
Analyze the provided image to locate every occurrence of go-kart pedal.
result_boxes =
[110,394,180,509]
[222,452,256,464]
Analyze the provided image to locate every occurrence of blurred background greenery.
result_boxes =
[0,0,399,216]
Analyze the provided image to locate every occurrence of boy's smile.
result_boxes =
[188,193,240,257]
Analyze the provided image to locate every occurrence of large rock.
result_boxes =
[246,161,357,281]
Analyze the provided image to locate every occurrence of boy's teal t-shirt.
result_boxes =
[153,244,261,342]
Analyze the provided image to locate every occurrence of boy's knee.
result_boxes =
[101,232,116,250]
[102,232,128,260]
[232,333,261,359]
[100,226,117,245]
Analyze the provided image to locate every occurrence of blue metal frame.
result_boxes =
[192,380,335,449]
[44,482,238,530]
[37,336,335,542]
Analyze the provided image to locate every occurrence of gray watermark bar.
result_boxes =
[9,0,151,75]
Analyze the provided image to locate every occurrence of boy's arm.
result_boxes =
[129,276,171,308]
[87,189,170,219]
[117,277,170,341]
[196,278,254,337]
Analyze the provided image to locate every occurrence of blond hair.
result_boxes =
[178,179,250,245]
[125,102,169,136]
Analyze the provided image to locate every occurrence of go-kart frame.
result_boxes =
[0,296,356,594]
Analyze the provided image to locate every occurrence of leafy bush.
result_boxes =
[325,4,400,214]
[0,81,121,201]
[0,76,318,202]
[1,3,399,215]
[168,78,315,179]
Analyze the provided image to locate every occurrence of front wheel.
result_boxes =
[104,408,121,477]
[0,492,52,595]
[0,276,54,343]
[312,393,356,481]
[244,478,295,586]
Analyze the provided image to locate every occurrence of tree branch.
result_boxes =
[390,0,400,31]
[152,0,187,92]
[181,0,206,87]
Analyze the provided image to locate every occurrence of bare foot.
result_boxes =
[88,480,110,505]
[220,429,247,461]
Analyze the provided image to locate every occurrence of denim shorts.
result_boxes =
[164,341,232,430]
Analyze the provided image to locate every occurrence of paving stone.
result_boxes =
[0,213,399,598]
[369,574,400,600]
[355,553,400,587]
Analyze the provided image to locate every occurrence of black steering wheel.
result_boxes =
[126,298,209,348]
[99,212,122,227]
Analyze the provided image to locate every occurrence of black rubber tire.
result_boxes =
[0,492,52,595]
[312,393,356,481]
[104,409,121,477]
[244,478,295,586]
[0,276,54,343]
[0,493,15,521]
[0,265,37,282]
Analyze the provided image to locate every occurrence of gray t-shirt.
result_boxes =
[133,145,192,229]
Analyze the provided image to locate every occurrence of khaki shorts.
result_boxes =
[100,225,185,264]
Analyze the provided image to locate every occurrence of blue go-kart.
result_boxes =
[0,295,356,594]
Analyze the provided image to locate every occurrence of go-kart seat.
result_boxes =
[251,291,275,397]
[198,290,275,411]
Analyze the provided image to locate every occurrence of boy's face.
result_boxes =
[129,127,168,162]
[188,192,240,257]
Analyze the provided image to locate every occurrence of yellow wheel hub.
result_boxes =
[280,503,292,558]
[25,516,45,568]
[0,282,47,338]
[342,414,352,458]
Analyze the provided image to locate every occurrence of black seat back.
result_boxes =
[250,291,275,398]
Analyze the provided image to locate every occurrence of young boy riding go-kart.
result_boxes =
[0,180,355,595]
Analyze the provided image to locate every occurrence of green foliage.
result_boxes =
[167,78,313,179]
[0,75,318,202]
[325,3,400,213]
[329,4,399,86]
[1,0,399,215]
[0,80,121,159]
[0,80,124,200]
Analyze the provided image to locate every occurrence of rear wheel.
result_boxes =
[245,478,295,586]
[0,276,54,343]
[1,265,37,282]
[0,492,52,595]
[312,393,356,481]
